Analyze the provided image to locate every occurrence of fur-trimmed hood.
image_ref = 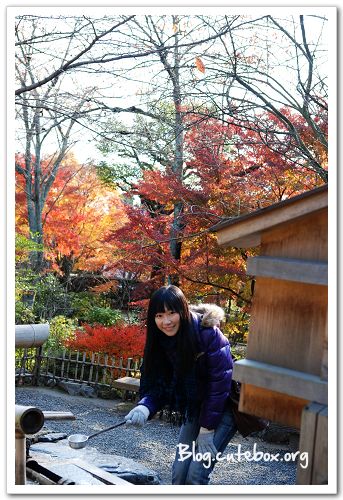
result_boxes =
[189,303,225,328]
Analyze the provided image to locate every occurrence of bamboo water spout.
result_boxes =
[15,406,76,485]
[15,405,45,485]
[15,324,50,348]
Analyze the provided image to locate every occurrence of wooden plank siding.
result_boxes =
[247,277,327,375]
[259,208,327,261]
[239,383,308,428]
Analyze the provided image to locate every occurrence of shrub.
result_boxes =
[15,302,36,325]
[44,315,78,354]
[65,322,146,359]
[70,293,95,320]
[70,292,110,322]
[83,307,122,326]
[33,274,72,320]
[15,267,39,323]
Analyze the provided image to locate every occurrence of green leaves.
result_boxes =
[44,315,78,355]
[83,307,122,327]
[15,233,44,263]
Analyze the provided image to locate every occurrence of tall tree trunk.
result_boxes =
[169,16,184,286]
[27,197,44,271]
[21,104,45,271]
[58,254,75,289]
[16,91,77,272]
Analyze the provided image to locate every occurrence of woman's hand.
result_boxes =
[124,405,150,427]
[196,427,218,458]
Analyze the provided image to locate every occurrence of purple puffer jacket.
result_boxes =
[138,307,233,430]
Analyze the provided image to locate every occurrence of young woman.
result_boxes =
[124,285,237,485]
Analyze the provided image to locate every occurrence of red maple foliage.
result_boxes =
[65,322,146,360]
[103,107,325,304]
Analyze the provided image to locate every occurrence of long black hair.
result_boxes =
[143,285,198,378]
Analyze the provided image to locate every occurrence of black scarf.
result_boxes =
[149,332,200,426]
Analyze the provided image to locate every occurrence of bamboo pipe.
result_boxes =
[15,405,45,435]
[15,324,50,348]
[26,460,75,485]
[15,431,26,486]
[15,405,45,485]
[43,411,75,420]
[15,407,75,484]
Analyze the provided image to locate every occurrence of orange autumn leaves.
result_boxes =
[195,57,205,74]
[15,103,326,302]
[15,154,127,275]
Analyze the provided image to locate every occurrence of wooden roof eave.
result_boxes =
[210,184,328,249]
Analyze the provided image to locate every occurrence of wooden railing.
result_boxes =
[15,347,142,389]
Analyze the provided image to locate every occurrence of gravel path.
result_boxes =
[15,386,299,485]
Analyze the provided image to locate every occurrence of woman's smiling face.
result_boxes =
[155,309,181,337]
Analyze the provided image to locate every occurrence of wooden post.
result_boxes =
[296,402,328,485]
[88,353,95,383]
[95,353,100,384]
[321,313,328,381]
[80,352,86,381]
[110,355,116,383]
[51,352,56,381]
[17,348,27,385]
[32,346,43,386]
[127,357,133,376]
[74,351,79,381]
[125,358,131,400]
[61,349,66,379]
[15,431,26,485]
[312,405,328,485]
[102,354,109,385]
[118,357,124,378]
[66,350,72,379]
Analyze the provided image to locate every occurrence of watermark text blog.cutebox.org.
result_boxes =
[177,442,309,470]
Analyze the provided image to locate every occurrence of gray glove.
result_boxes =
[196,428,218,458]
[124,405,150,427]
